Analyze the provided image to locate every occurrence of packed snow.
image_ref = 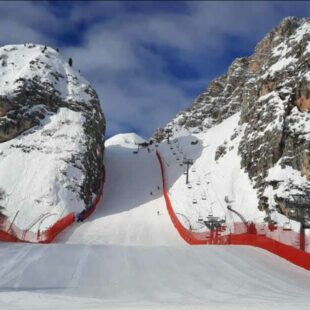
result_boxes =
[1,132,310,309]
[59,133,183,246]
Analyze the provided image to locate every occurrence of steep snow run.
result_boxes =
[59,133,183,246]
[158,113,263,229]
[0,133,310,309]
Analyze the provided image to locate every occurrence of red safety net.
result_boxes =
[0,212,75,243]
[0,166,106,243]
[156,150,310,270]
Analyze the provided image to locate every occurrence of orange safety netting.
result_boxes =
[0,212,75,243]
[0,166,105,243]
[156,150,310,270]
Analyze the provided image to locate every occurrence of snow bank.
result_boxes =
[0,108,86,232]
[105,133,146,148]
[158,113,263,233]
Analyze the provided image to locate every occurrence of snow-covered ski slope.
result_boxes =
[0,133,309,309]
[159,113,259,230]
[158,113,310,250]
[59,133,183,246]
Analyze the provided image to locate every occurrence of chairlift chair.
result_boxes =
[198,216,203,222]
[196,178,200,186]
[173,152,176,155]
[192,166,196,173]
[187,183,192,189]
[192,198,197,204]
[283,221,292,231]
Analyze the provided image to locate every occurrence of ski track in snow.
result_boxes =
[0,133,309,309]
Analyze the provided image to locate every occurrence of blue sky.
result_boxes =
[0,1,309,137]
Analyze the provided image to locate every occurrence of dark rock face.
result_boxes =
[155,17,310,215]
[238,17,310,209]
[0,44,105,213]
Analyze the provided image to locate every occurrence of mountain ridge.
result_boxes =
[153,16,310,220]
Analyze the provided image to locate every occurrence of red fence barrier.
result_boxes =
[40,213,76,243]
[156,150,310,270]
[0,165,106,243]
[0,212,75,243]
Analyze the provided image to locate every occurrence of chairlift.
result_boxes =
[187,183,192,189]
[183,171,187,175]
[283,221,292,231]
[192,166,196,173]
[179,163,183,167]
[196,179,200,186]
[198,216,203,222]
[173,152,176,155]
[201,193,206,200]
[176,157,180,161]
[192,198,197,204]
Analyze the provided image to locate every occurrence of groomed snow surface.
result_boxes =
[0,132,310,309]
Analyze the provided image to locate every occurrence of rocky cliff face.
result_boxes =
[0,44,105,230]
[154,17,310,219]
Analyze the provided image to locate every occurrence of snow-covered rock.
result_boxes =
[105,133,146,147]
[153,17,310,225]
[0,44,105,233]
